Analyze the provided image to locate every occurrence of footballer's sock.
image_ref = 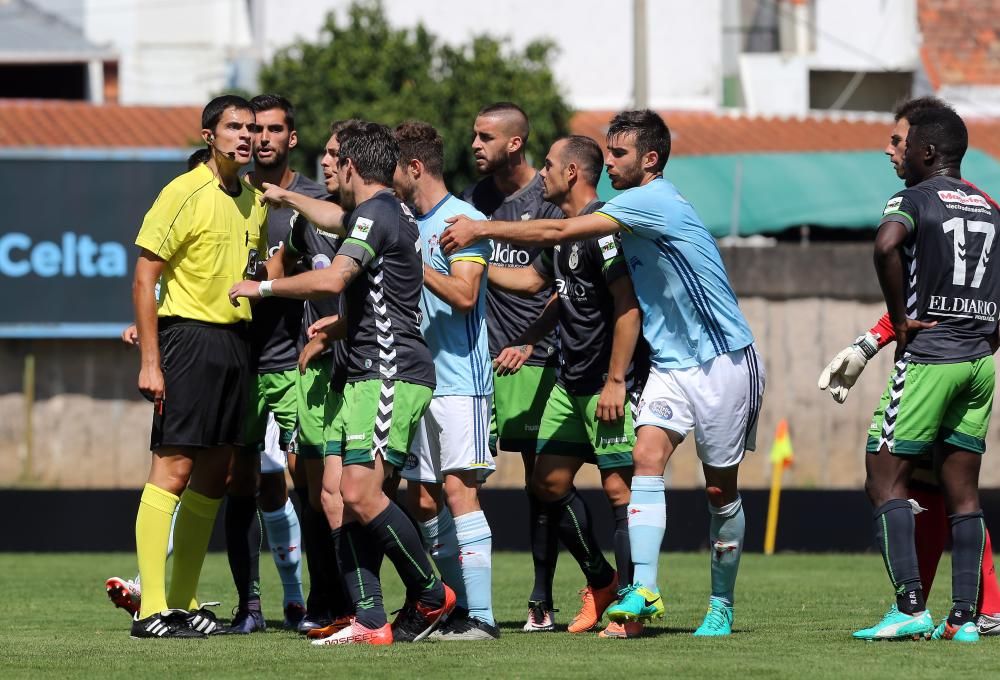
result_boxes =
[979,528,1000,615]
[628,476,666,590]
[455,510,495,626]
[300,498,332,615]
[708,495,745,606]
[910,485,947,597]
[166,503,179,559]
[873,499,924,614]
[167,488,222,610]
[223,494,262,610]
[366,502,444,607]
[334,522,385,628]
[528,488,558,604]
[261,499,305,607]
[553,489,615,589]
[420,507,467,608]
[950,511,987,625]
[613,504,633,587]
[135,483,179,618]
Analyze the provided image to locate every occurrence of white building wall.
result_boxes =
[810,0,919,72]
[69,0,920,111]
[83,0,253,105]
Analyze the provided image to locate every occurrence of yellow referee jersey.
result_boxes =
[135,164,268,324]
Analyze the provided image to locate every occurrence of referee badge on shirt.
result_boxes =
[244,249,260,278]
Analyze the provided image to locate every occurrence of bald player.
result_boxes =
[461,102,565,631]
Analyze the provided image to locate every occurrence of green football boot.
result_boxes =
[606,583,664,623]
[693,597,733,637]
[852,605,934,641]
[931,619,979,643]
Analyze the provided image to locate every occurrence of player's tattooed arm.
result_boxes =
[229,253,362,303]
[423,260,485,314]
[260,182,347,236]
[486,263,549,296]
[441,213,616,253]
[597,275,642,423]
[493,293,560,376]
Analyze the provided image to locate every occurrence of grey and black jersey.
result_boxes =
[285,194,346,389]
[879,175,1000,363]
[532,200,650,395]
[249,172,327,373]
[462,173,562,366]
[337,189,435,388]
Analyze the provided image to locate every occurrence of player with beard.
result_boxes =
[819,96,1000,637]
[442,109,765,637]
[261,119,362,637]
[462,102,565,631]
[231,121,454,645]
[391,121,499,640]
[487,135,648,638]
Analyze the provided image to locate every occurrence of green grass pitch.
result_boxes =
[2,551,998,679]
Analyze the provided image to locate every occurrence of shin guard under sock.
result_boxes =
[950,511,986,624]
[873,499,924,614]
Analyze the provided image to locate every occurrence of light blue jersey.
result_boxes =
[596,178,753,369]
[418,193,493,396]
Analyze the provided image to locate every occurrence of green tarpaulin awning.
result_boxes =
[596,148,1000,237]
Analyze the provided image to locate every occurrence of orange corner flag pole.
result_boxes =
[764,419,794,555]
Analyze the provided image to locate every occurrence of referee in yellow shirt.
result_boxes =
[129,95,270,639]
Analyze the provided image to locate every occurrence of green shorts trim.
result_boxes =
[297,356,333,459]
[491,365,557,454]
[325,379,432,468]
[535,383,634,469]
[245,368,299,449]
[867,356,994,456]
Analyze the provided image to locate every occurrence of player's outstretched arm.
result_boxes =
[229,253,361,304]
[440,213,616,254]
[486,263,550,296]
[597,275,642,423]
[423,260,485,314]
[260,182,347,236]
[133,250,166,404]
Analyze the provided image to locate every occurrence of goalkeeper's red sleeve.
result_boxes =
[868,313,895,349]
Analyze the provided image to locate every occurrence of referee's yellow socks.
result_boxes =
[167,488,222,610]
[136,483,179,618]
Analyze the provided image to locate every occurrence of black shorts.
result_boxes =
[151,318,251,450]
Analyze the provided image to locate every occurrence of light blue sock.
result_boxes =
[455,510,494,626]
[628,476,666,590]
[419,507,467,608]
[708,496,744,606]
[261,499,304,607]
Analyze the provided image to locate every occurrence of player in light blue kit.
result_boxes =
[392,121,499,641]
[441,110,765,637]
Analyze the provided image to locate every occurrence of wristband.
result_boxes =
[259,280,274,298]
[852,333,879,360]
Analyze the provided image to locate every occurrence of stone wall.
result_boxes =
[4,243,991,490]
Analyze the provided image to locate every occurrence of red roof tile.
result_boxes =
[570,109,1000,161]
[0,100,200,148]
[5,100,1000,166]
[918,0,1000,88]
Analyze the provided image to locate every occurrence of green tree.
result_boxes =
[259,0,572,191]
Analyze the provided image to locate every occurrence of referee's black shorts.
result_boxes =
[150,317,250,450]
